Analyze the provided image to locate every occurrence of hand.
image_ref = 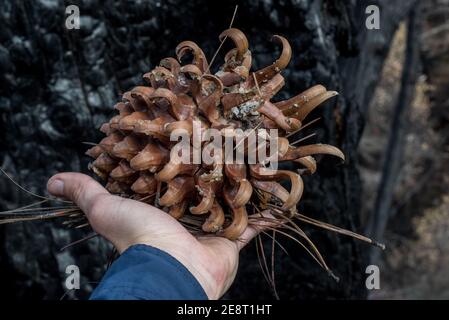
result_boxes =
[47,172,266,299]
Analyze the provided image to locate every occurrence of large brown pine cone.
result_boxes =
[86,28,344,241]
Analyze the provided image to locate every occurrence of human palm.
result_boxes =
[47,172,263,299]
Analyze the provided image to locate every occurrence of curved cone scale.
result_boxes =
[190,170,222,215]
[109,114,125,129]
[190,169,223,215]
[159,176,195,207]
[85,145,103,159]
[280,144,345,162]
[114,102,134,114]
[258,101,301,132]
[175,41,208,73]
[92,153,118,173]
[251,179,291,211]
[130,143,169,171]
[190,194,214,215]
[131,172,157,195]
[276,84,327,115]
[106,180,129,194]
[168,200,188,220]
[219,28,249,61]
[98,132,124,154]
[251,179,289,201]
[100,123,112,135]
[160,57,181,76]
[110,161,136,182]
[294,156,317,175]
[119,112,151,130]
[224,179,252,208]
[250,35,291,85]
[112,135,145,161]
[156,161,198,183]
[202,201,225,233]
[293,91,339,121]
[249,165,303,211]
[219,205,248,241]
[224,163,246,179]
[131,86,155,107]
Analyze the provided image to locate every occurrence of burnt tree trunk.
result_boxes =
[0,0,414,299]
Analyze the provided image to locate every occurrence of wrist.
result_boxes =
[116,236,224,299]
[155,242,223,300]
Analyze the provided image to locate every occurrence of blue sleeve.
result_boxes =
[90,244,208,300]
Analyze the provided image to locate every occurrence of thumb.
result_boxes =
[47,172,110,217]
[47,172,130,249]
[46,172,186,253]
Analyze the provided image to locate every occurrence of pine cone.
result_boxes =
[86,28,345,241]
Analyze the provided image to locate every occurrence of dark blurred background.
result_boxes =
[0,0,448,300]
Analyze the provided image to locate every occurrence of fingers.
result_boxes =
[47,172,110,217]
[47,173,278,252]
[235,210,277,251]
[47,172,189,253]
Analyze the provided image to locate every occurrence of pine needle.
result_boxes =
[60,233,98,251]
[285,117,321,138]
[290,132,317,146]
[205,5,239,74]
[0,167,72,203]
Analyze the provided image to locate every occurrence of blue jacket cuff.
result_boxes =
[90,244,208,300]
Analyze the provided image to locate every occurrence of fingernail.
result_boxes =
[48,179,64,196]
